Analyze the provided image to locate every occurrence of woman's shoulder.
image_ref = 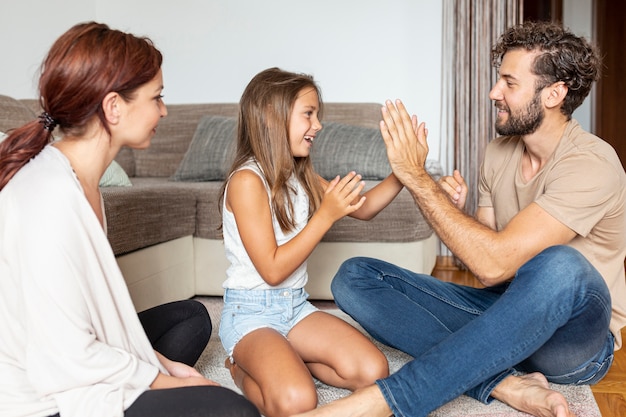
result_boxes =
[1,146,84,234]
[7,146,77,197]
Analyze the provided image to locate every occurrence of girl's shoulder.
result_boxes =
[231,158,264,181]
[238,158,263,175]
[229,158,268,190]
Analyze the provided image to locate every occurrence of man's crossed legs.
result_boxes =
[313,246,614,417]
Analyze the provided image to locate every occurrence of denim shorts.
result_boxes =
[219,287,318,359]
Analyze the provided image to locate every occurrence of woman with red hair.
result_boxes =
[0,22,259,417]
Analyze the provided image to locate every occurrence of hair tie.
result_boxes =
[38,112,58,131]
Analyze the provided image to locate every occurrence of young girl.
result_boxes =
[219,67,410,417]
[0,22,258,417]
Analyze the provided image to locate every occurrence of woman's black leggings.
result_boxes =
[138,299,212,366]
[48,299,260,417]
[126,385,260,417]
[131,299,260,417]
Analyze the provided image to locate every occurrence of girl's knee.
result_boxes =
[339,348,389,390]
[354,351,389,388]
[266,383,317,417]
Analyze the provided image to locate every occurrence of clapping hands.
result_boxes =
[379,100,429,184]
[318,172,366,224]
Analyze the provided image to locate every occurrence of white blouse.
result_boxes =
[0,146,165,417]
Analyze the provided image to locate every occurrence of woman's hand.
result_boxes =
[317,172,366,224]
[152,351,220,389]
[150,372,220,389]
[439,170,468,210]
[163,358,204,379]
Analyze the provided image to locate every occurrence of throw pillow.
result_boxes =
[1,131,132,187]
[311,122,391,180]
[99,160,132,187]
[171,115,237,182]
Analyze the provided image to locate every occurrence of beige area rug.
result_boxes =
[194,297,601,417]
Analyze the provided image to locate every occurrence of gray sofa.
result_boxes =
[0,94,440,312]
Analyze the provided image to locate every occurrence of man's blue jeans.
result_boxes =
[331,246,614,417]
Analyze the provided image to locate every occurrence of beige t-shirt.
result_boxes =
[478,119,626,349]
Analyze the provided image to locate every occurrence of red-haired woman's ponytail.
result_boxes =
[0,118,55,191]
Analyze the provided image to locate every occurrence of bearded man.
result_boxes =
[295,20,626,417]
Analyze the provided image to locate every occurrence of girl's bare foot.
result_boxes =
[492,373,575,417]
[224,357,245,389]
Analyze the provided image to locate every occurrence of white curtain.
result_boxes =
[439,0,521,258]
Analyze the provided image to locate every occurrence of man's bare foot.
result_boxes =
[492,373,575,417]
[291,385,392,417]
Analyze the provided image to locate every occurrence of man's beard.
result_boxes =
[495,92,544,136]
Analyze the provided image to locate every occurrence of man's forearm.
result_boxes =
[401,169,510,284]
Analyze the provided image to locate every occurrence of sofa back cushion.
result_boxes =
[170,117,394,182]
[171,115,236,182]
[129,102,383,178]
[131,103,239,177]
[0,95,37,133]
[312,122,391,180]
[102,180,197,255]
[100,160,133,187]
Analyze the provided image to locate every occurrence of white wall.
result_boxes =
[0,1,596,163]
[0,0,444,160]
[0,0,96,98]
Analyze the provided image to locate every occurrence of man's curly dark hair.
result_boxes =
[491,21,601,118]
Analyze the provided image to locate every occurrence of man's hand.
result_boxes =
[439,170,468,210]
[379,99,429,185]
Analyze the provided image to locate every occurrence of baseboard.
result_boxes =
[435,255,459,271]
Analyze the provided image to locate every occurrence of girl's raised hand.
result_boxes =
[318,172,366,224]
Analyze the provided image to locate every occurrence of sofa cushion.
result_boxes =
[324,183,433,242]
[133,103,240,178]
[183,177,431,243]
[102,181,197,255]
[171,115,237,182]
[311,122,391,180]
[114,147,136,178]
[172,181,224,239]
[0,95,37,133]
[171,117,392,182]
[100,160,133,187]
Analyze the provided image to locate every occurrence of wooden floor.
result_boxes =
[431,257,626,417]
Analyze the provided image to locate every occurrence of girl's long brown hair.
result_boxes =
[0,21,162,190]
[221,67,325,232]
